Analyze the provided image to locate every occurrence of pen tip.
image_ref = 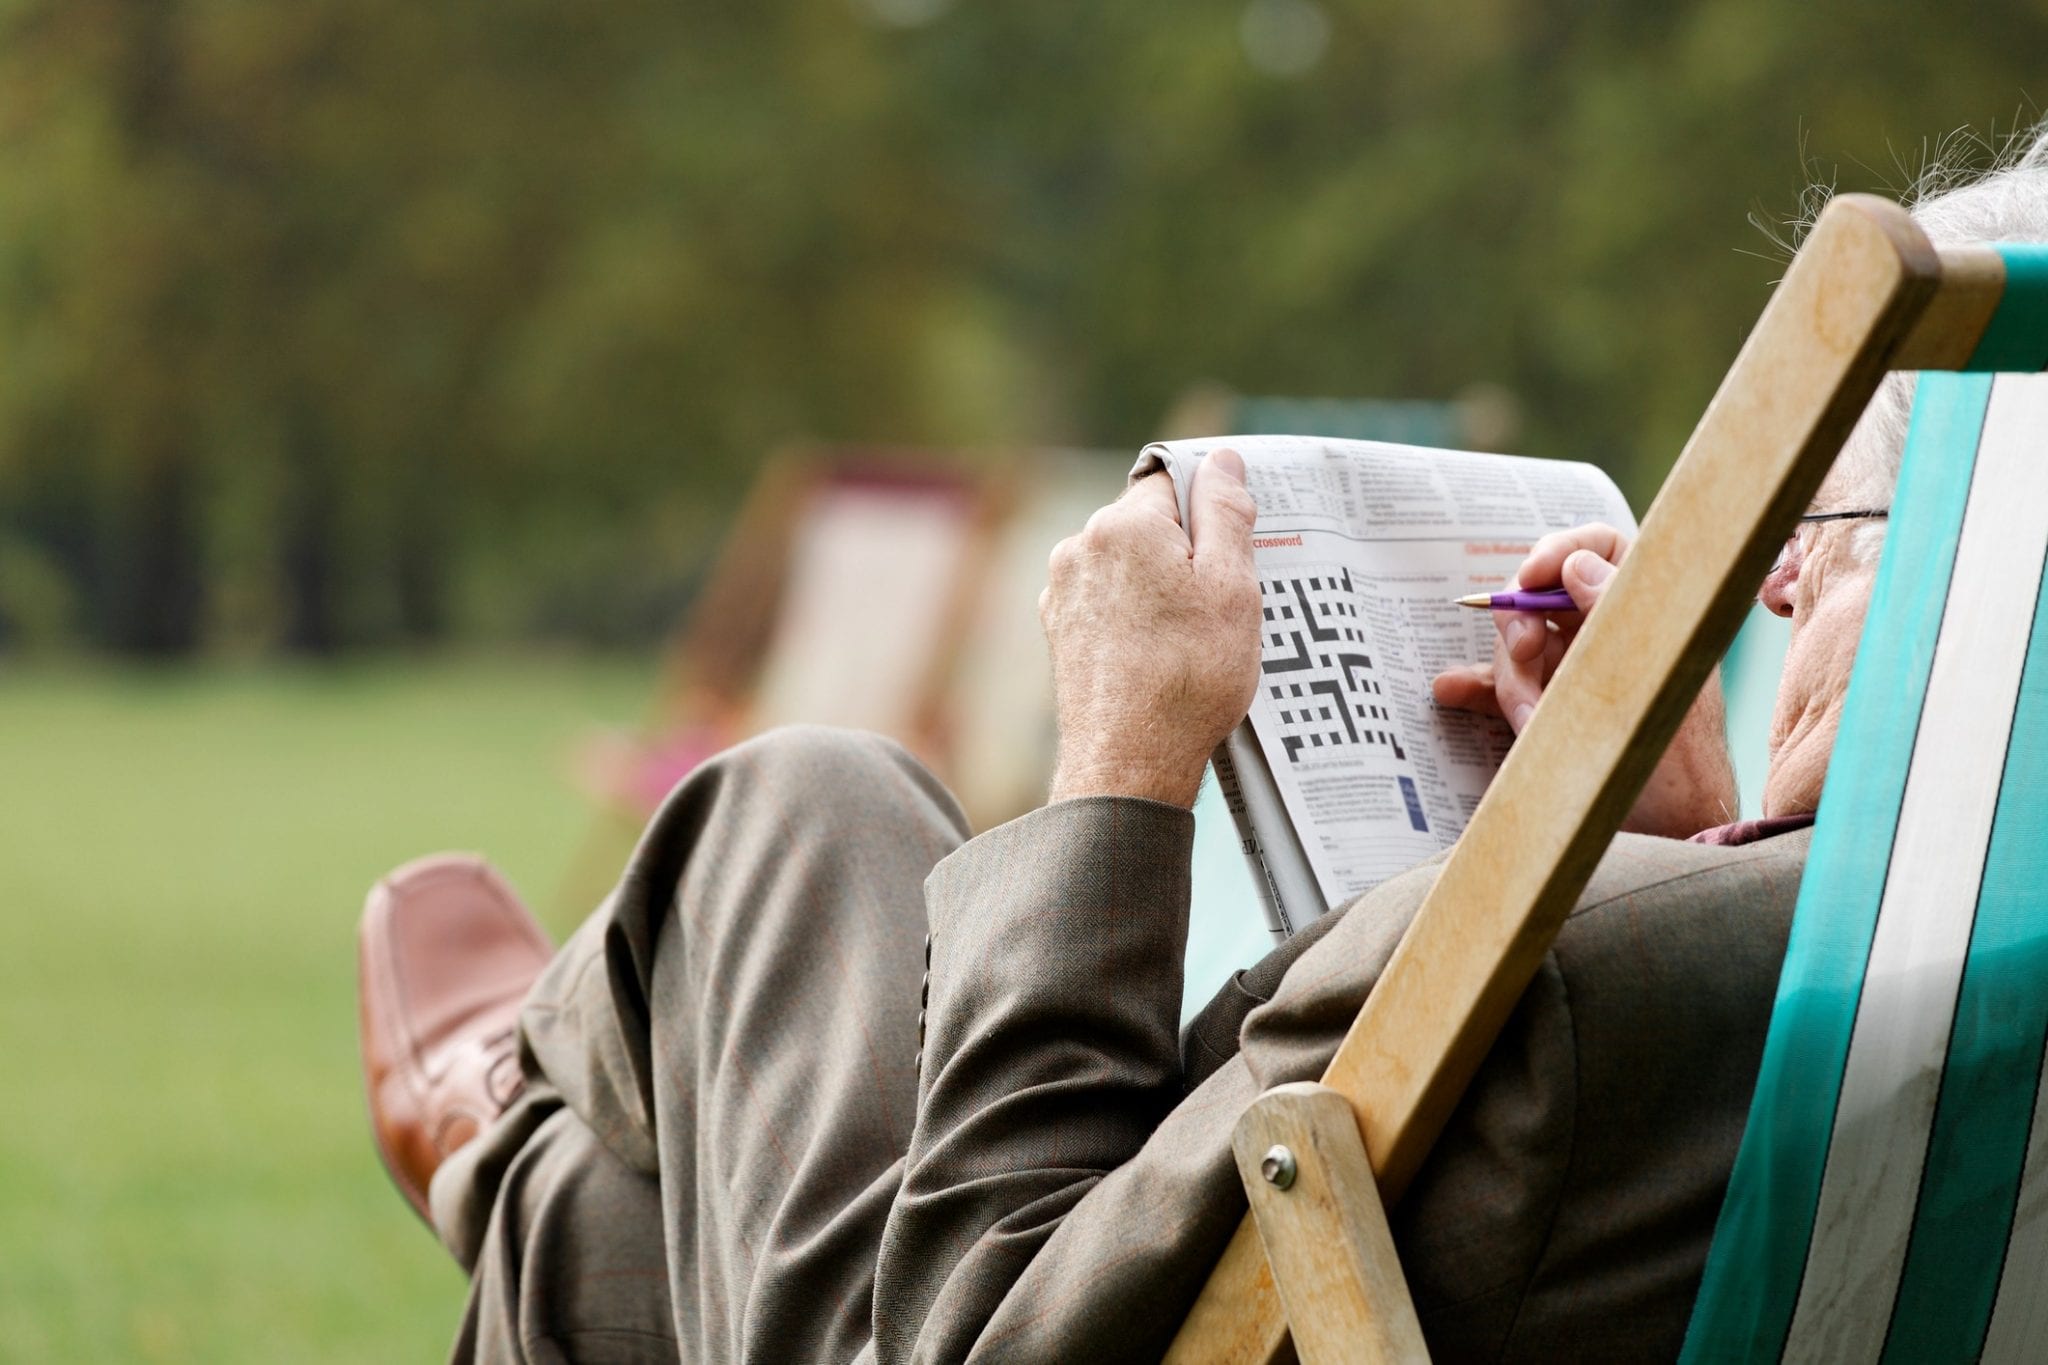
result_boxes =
[1454,593,1491,607]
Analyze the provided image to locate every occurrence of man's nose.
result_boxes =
[1760,538,1801,617]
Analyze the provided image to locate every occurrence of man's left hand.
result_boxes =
[1042,451,1263,809]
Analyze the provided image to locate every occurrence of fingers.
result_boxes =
[1073,472,1181,553]
[1500,549,1611,656]
[1438,640,1563,732]
[1493,652,1541,731]
[1189,447,1257,574]
[1516,522,1628,597]
[1121,470,1182,523]
[1431,663,1503,718]
[1560,547,1615,612]
[1090,457,1248,555]
[1463,526,1628,736]
[1492,626,1566,732]
[1051,461,1234,606]
[1496,523,1624,661]
[1500,610,1549,663]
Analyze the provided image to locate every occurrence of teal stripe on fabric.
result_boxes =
[1965,246,2048,372]
[1881,501,2048,1362]
[1680,370,1993,1364]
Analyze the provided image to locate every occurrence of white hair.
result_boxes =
[1810,124,2048,527]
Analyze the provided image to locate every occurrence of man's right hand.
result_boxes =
[1041,450,1263,810]
[1432,524,1630,733]
[1432,522,1739,838]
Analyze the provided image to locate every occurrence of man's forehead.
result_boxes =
[1808,468,1862,515]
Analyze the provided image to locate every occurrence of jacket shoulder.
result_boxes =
[1572,826,1812,920]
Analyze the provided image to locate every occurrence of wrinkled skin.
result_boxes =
[1431,507,1880,831]
[1040,452,1872,831]
[1756,517,1878,817]
[1040,450,1262,809]
[1430,523,1740,839]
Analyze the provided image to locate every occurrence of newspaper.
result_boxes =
[1132,436,1637,938]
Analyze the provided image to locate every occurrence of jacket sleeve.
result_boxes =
[869,795,1519,1364]
[869,796,1197,1362]
[868,808,1800,1363]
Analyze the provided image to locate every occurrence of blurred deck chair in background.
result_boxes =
[561,446,1142,912]
[744,448,1156,831]
[1161,199,2048,1362]
[742,460,992,748]
[561,451,999,908]
[571,452,810,816]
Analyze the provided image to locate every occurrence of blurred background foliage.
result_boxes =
[6,2,2048,1359]
[2,0,2043,658]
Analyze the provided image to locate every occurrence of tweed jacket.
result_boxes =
[870,798,1808,1362]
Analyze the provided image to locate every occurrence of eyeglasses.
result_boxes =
[1774,508,1890,573]
[1796,509,1889,525]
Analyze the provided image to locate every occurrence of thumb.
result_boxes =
[1189,447,1256,569]
[1561,548,1614,613]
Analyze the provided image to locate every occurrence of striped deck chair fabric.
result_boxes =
[1683,246,2048,1362]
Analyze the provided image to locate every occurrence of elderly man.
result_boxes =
[359,161,2037,1361]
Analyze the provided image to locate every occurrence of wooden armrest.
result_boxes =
[1233,1083,1429,1365]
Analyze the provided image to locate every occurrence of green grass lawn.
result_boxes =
[0,657,653,1362]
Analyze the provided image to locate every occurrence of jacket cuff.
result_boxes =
[920,796,1195,1091]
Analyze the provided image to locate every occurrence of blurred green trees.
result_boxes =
[1,0,2042,654]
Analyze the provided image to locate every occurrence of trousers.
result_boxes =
[428,726,1808,1362]
[431,728,963,1361]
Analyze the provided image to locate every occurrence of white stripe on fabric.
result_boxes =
[1783,373,2048,1364]
[1973,378,2048,1365]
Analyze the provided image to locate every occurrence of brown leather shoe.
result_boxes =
[358,853,552,1224]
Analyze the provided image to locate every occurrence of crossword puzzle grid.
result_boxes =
[1259,568,1407,764]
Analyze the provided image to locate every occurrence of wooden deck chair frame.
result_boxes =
[1162,195,2011,1365]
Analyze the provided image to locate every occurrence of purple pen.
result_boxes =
[1453,588,1580,612]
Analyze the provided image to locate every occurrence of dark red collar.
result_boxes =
[1687,813,1818,847]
